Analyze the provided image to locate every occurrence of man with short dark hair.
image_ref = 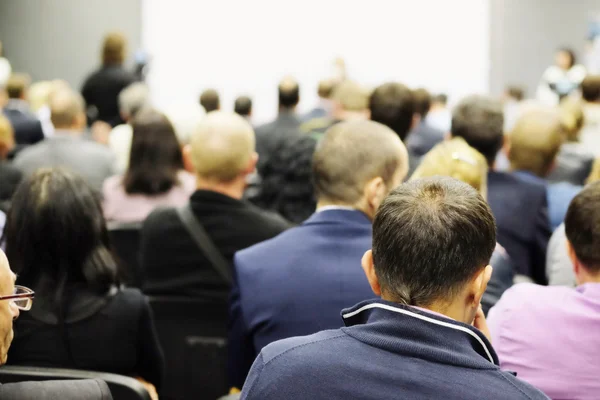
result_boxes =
[489,181,600,399]
[406,87,446,161]
[254,77,302,171]
[579,75,600,156]
[229,120,409,389]
[200,89,220,113]
[451,95,551,284]
[2,73,44,146]
[234,96,252,118]
[302,79,334,122]
[240,177,548,400]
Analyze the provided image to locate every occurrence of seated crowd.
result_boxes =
[0,32,599,400]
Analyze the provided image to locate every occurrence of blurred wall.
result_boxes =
[0,0,141,90]
[490,0,599,98]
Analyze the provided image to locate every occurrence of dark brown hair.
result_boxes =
[565,181,600,272]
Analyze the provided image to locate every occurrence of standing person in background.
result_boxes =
[536,48,586,106]
[234,96,252,121]
[503,85,526,132]
[0,40,11,86]
[406,88,446,160]
[578,75,600,156]
[103,110,195,224]
[109,82,151,172]
[0,115,21,212]
[82,32,136,127]
[425,93,451,132]
[301,79,334,122]
[489,182,600,400]
[200,89,220,113]
[2,74,44,146]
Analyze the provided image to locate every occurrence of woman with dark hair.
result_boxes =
[537,47,586,106]
[4,168,164,394]
[248,133,317,224]
[103,110,195,223]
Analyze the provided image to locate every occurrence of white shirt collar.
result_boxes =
[316,205,356,213]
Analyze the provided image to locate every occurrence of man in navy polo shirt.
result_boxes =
[240,177,548,400]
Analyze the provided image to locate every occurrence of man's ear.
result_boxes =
[364,176,386,217]
[243,152,259,175]
[361,250,382,296]
[411,114,421,130]
[502,134,511,158]
[472,265,493,306]
[182,144,195,173]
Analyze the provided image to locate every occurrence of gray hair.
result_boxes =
[119,82,150,120]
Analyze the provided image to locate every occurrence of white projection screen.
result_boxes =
[142,0,490,123]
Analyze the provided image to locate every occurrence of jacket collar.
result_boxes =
[303,208,371,227]
[341,299,499,369]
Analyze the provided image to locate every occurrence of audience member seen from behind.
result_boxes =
[503,85,526,132]
[247,134,317,224]
[489,181,600,400]
[302,79,335,122]
[301,80,370,138]
[13,88,115,192]
[4,169,164,396]
[426,93,451,132]
[546,99,594,185]
[103,110,195,224]
[411,137,514,314]
[234,96,252,120]
[0,115,21,211]
[109,82,151,172]
[406,88,446,160]
[81,32,136,127]
[452,95,551,284]
[141,112,290,298]
[2,73,44,146]
[241,177,548,400]
[536,47,586,106]
[200,89,220,113]
[508,108,579,231]
[230,120,409,389]
[255,77,302,169]
[0,249,114,399]
[580,75,600,144]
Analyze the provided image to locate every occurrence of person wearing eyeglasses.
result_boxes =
[0,249,114,399]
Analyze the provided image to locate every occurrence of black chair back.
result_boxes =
[108,222,142,287]
[0,365,151,400]
[149,296,228,400]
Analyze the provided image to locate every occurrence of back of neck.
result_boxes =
[196,176,245,200]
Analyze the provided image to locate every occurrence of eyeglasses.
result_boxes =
[0,285,35,311]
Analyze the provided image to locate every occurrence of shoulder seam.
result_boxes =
[263,332,348,366]
[497,370,537,399]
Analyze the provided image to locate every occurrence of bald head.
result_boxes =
[278,77,300,109]
[190,111,256,182]
[49,88,86,130]
[332,80,370,112]
[509,108,564,177]
[313,120,408,206]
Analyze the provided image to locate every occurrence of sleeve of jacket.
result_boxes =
[227,254,258,390]
[531,191,551,285]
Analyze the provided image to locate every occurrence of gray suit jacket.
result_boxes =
[13,133,116,192]
[0,379,112,400]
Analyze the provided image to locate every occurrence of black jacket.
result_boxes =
[0,162,22,211]
[141,190,291,299]
[8,287,164,390]
[81,65,136,126]
[3,100,44,145]
[254,112,302,172]
[487,171,551,284]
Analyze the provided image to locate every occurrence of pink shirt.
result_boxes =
[488,282,600,400]
[103,171,196,223]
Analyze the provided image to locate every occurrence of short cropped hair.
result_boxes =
[565,181,600,272]
[369,82,415,141]
[190,111,255,182]
[234,96,252,116]
[506,85,525,101]
[509,108,564,177]
[373,177,496,306]
[332,80,369,112]
[119,82,150,120]
[413,88,432,118]
[317,79,335,99]
[200,89,220,113]
[102,32,126,66]
[432,94,448,105]
[312,120,407,205]
[581,75,600,102]
[451,95,504,165]
[278,77,300,108]
[49,89,85,129]
[6,73,30,99]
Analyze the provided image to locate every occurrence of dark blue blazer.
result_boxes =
[487,171,551,284]
[3,102,44,145]
[228,209,374,388]
[241,299,548,400]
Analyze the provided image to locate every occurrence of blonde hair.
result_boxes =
[102,32,126,66]
[509,108,564,177]
[411,137,488,198]
[559,98,585,142]
[0,114,14,145]
[331,80,369,111]
[587,158,600,184]
[190,111,255,182]
[27,81,53,112]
